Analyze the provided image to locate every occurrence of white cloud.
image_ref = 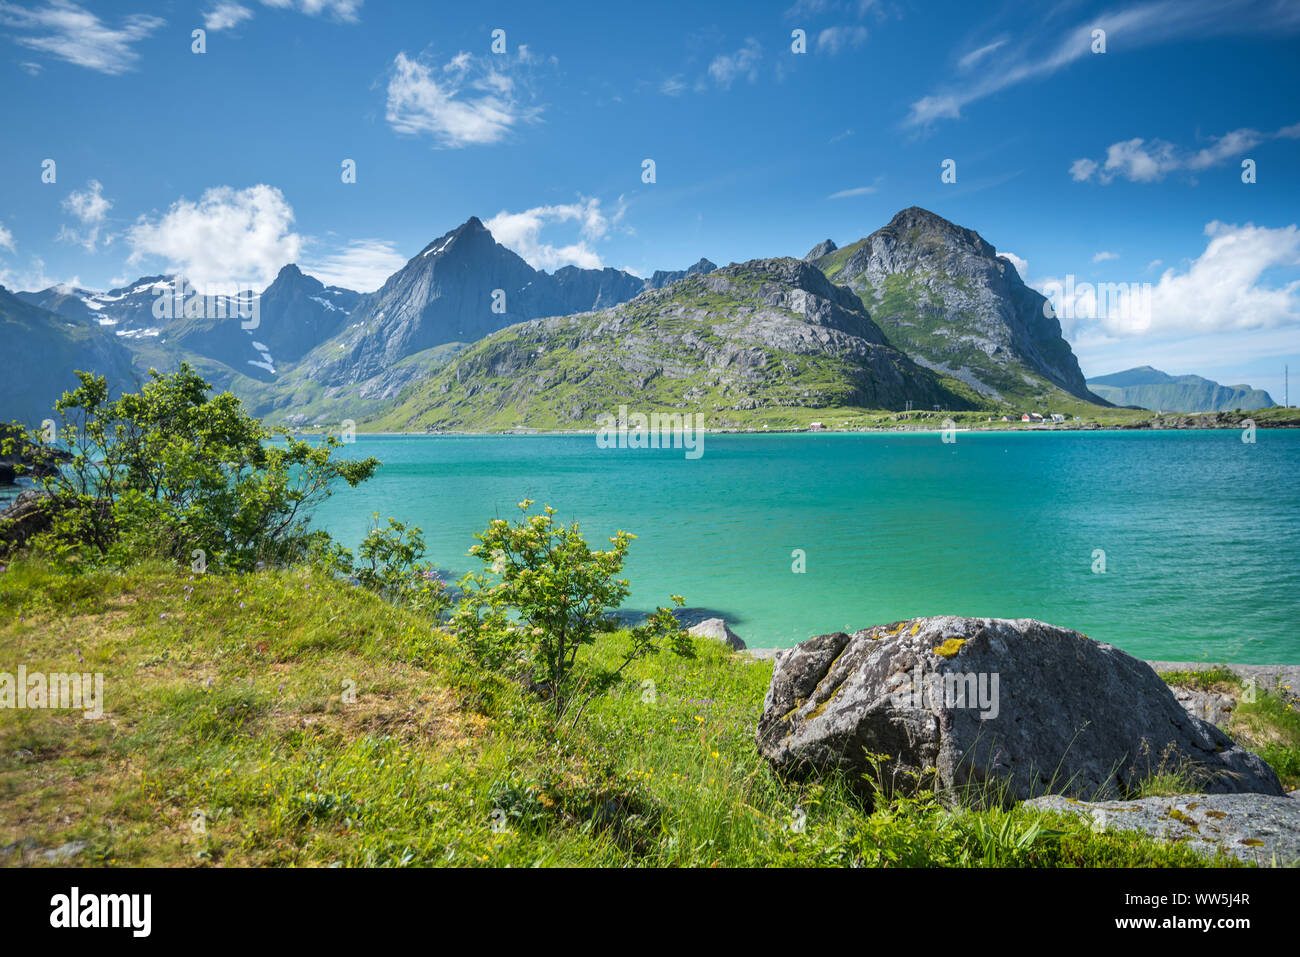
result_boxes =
[204,3,253,31]
[1092,250,1118,263]
[126,184,302,291]
[485,197,623,271]
[816,25,867,54]
[258,0,362,21]
[385,49,541,148]
[0,220,14,253]
[1069,123,1290,183]
[706,38,762,89]
[0,1,164,74]
[300,239,404,293]
[1071,121,1300,184]
[827,185,875,199]
[1036,221,1300,342]
[1069,158,1098,182]
[57,179,112,250]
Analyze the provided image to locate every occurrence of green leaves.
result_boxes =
[450,501,689,722]
[8,364,379,571]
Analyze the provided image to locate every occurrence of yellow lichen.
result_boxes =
[909,621,920,636]
[933,638,966,659]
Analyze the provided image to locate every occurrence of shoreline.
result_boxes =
[311,420,1300,439]
[742,649,1300,676]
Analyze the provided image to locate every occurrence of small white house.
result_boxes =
[809,421,825,431]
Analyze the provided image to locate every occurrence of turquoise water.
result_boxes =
[310,430,1300,664]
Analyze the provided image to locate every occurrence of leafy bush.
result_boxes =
[1,365,378,570]
[342,514,451,618]
[448,500,692,721]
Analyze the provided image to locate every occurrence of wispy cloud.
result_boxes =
[302,238,404,293]
[258,0,363,22]
[660,74,687,96]
[0,1,164,75]
[816,25,867,54]
[0,219,14,253]
[705,38,762,89]
[1092,250,1119,263]
[386,48,544,148]
[906,0,1300,128]
[957,38,1006,70]
[57,179,112,251]
[203,3,253,31]
[827,185,876,199]
[1071,122,1297,183]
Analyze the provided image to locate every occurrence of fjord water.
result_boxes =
[313,430,1300,663]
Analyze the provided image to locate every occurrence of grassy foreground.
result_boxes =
[1,560,1293,868]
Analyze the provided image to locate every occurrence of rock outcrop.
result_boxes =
[688,618,746,651]
[1024,791,1300,865]
[756,616,1284,806]
[811,207,1102,405]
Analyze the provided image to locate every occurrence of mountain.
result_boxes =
[0,286,140,426]
[295,217,719,391]
[246,264,360,363]
[1086,366,1277,412]
[810,207,1103,406]
[369,256,982,431]
[17,275,174,337]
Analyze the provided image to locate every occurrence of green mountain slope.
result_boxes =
[368,257,987,431]
[1086,366,1276,412]
[811,207,1107,410]
[0,287,140,426]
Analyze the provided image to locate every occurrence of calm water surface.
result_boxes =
[309,430,1300,663]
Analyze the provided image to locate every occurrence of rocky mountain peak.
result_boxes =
[804,239,837,261]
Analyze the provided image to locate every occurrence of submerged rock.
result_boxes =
[1024,792,1300,865]
[755,616,1284,805]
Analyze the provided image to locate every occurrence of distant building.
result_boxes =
[1000,415,1011,422]
[1050,413,1065,423]
[809,421,825,431]
[1021,414,1031,422]
[1029,412,1044,422]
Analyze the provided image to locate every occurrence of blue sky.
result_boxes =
[0,0,1298,399]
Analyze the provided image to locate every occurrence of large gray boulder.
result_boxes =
[687,617,746,651]
[756,616,1284,805]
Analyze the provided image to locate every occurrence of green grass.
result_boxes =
[0,560,1280,867]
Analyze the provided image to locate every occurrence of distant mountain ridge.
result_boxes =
[0,285,139,426]
[6,219,718,426]
[1087,366,1276,412]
